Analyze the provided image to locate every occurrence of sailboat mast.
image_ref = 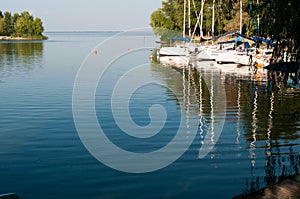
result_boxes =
[240,0,242,33]
[183,0,186,38]
[212,0,215,37]
[200,0,205,38]
[188,0,191,38]
[257,0,259,32]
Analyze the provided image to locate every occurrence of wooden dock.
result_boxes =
[233,175,300,199]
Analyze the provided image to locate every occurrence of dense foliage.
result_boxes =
[0,10,46,39]
[150,0,300,65]
[150,0,252,37]
[254,0,300,63]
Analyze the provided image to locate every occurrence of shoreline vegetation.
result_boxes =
[150,0,299,67]
[0,35,47,41]
[0,10,47,41]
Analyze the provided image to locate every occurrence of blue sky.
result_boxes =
[0,0,162,31]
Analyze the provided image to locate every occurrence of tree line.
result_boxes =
[0,10,46,39]
[150,0,251,38]
[150,0,299,65]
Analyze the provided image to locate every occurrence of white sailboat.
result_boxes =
[197,0,246,63]
[158,45,190,56]
[158,0,192,57]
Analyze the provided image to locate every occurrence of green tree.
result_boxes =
[150,0,299,68]
[150,0,243,37]
[14,16,27,36]
[0,10,45,39]
[150,9,174,30]
[3,11,13,36]
[0,18,5,35]
[252,0,300,62]
[12,13,20,25]
[32,18,44,36]
[150,1,183,41]
[13,11,45,37]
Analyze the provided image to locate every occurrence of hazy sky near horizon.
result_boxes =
[0,0,162,31]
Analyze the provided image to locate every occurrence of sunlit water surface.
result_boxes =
[0,32,299,199]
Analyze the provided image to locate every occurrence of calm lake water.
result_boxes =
[0,32,299,199]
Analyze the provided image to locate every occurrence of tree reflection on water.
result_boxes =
[0,41,43,78]
[152,62,300,196]
[243,73,300,195]
[218,69,299,195]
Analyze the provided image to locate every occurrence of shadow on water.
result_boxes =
[151,62,300,197]
[0,41,44,79]
[240,75,300,196]
[220,71,300,196]
[219,71,300,196]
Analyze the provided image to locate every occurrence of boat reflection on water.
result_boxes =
[185,64,226,158]
[248,81,259,193]
[243,77,300,195]
[236,80,242,145]
[151,61,300,197]
[228,71,300,195]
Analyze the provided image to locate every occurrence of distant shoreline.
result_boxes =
[0,36,47,41]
